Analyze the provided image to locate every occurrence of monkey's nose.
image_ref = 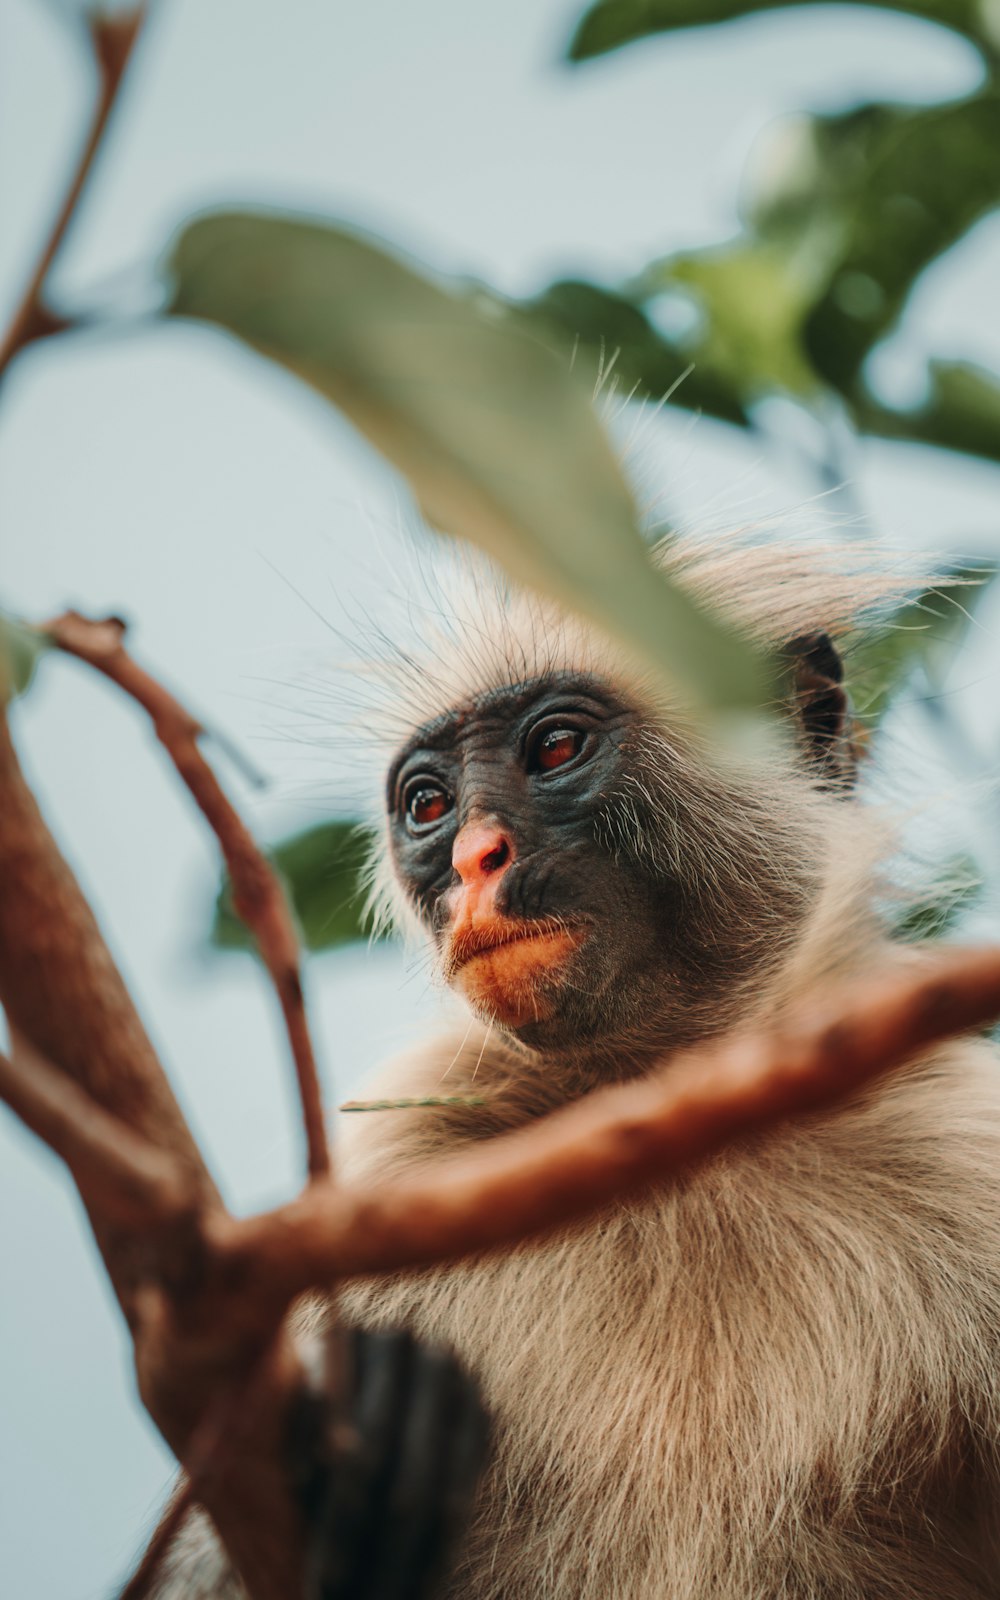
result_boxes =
[452,821,515,889]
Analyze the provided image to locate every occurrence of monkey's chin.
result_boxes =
[452,929,582,1030]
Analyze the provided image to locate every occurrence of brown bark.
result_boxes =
[0,710,213,1203]
[0,702,305,1600]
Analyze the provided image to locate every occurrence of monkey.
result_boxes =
[150,534,1000,1600]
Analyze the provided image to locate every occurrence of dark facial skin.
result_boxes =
[387,672,812,1069]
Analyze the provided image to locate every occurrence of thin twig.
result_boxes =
[0,9,146,379]
[44,610,331,1182]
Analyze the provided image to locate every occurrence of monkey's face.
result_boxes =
[386,670,807,1059]
[387,673,634,1049]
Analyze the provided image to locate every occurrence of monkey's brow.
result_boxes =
[387,672,619,775]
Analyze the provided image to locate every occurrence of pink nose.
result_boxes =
[451,821,515,890]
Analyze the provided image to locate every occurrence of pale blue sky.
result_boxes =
[2,2,1000,1595]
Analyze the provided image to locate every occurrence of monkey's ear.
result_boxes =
[783,632,856,789]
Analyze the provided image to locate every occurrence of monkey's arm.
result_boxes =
[295,1327,489,1600]
[147,1324,488,1600]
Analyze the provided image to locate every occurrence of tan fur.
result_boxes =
[334,1029,1000,1599]
[151,539,1000,1599]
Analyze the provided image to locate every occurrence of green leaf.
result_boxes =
[166,210,772,721]
[799,94,1000,393]
[529,88,1000,465]
[682,91,1000,408]
[637,237,829,401]
[0,614,51,703]
[848,564,996,724]
[212,820,380,953]
[525,234,837,430]
[858,359,1000,465]
[568,0,1000,64]
[524,278,750,425]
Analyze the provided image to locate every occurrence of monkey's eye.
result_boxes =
[403,778,454,833]
[526,722,586,774]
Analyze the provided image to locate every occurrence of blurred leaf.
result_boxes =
[0,614,51,703]
[859,359,1000,465]
[167,209,773,720]
[799,94,1000,393]
[528,87,1000,466]
[568,0,1000,63]
[212,820,380,954]
[528,240,823,419]
[528,262,1000,467]
[892,856,982,943]
[524,240,836,440]
[848,564,996,724]
[642,91,1000,412]
[524,279,750,424]
[638,237,828,401]
[564,2,1000,463]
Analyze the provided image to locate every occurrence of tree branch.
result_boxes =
[0,707,215,1211]
[0,9,146,380]
[44,610,331,1182]
[0,699,305,1600]
[220,943,1000,1298]
[0,1038,189,1228]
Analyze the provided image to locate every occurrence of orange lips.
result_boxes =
[448,919,584,1028]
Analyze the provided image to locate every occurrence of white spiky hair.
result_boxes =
[352,529,927,955]
[351,529,924,756]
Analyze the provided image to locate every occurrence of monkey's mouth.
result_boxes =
[448,917,584,975]
[446,918,587,1027]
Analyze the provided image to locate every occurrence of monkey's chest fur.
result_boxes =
[338,1044,1000,1600]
